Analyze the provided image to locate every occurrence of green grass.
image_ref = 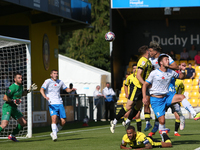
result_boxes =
[0,119,200,150]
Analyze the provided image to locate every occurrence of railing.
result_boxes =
[32,92,106,121]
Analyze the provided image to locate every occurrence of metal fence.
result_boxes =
[32,92,106,121]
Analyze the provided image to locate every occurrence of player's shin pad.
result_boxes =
[116,107,126,120]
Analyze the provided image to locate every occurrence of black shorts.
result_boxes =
[128,84,142,101]
[128,84,150,101]
[165,105,175,114]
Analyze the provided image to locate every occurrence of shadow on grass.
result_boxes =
[33,121,111,134]
[172,140,200,145]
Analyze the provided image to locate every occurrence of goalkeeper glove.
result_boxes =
[27,83,38,93]
[13,99,21,105]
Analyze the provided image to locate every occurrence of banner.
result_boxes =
[111,0,200,9]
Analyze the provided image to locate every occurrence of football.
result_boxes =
[105,31,115,42]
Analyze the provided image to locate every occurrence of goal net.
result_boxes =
[0,35,32,139]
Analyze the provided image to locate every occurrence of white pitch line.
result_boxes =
[0,125,122,143]
[194,147,200,150]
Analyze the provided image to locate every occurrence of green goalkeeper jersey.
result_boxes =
[5,83,24,107]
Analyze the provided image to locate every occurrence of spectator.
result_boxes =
[194,51,200,66]
[93,85,103,121]
[102,82,115,121]
[189,45,197,60]
[180,48,189,60]
[186,63,195,79]
[169,50,176,60]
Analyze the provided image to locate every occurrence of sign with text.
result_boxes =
[111,0,200,9]
[33,111,47,123]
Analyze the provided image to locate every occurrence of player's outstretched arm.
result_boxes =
[22,83,38,96]
[169,62,179,70]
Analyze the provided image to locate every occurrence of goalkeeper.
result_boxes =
[0,73,37,142]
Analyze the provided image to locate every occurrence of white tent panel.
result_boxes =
[59,54,111,96]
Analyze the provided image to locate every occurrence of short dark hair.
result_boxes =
[126,126,135,131]
[158,54,169,66]
[188,63,192,65]
[14,72,22,78]
[132,64,137,67]
[138,45,148,55]
[51,69,58,74]
[106,82,110,84]
[149,41,162,52]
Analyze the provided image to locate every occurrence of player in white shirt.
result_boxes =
[40,69,76,141]
[148,42,185,136]
[142,55,200,141]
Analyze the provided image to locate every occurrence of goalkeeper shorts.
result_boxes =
[49,104,66,119]
[1,103,23,121]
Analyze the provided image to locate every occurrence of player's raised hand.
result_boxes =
[13,99,21,105]
[28,83,38,93]
[180,63,186,71]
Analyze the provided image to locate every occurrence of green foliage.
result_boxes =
[59,0,110,71]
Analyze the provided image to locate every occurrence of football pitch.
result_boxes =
[0,119,199,150]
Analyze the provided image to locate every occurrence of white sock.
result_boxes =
[174,131,178,134]
[173,103,183,116]
[182,98,196,117]
[113,118,117,125]
[159,124,165,142]
[159,124,165,131]
[146,121,150,125]
[51,124,57,137]
[125,119,131,124]
[57,124,63,132]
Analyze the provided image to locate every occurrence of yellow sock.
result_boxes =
[165,139,172,143]
[136,119,141,122]
[175,119,180,123]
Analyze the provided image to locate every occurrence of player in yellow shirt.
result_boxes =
[123,64,142,132]
[110,45,152,133]
[120,126,172,149]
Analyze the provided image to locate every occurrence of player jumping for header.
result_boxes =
[142,55,200,141]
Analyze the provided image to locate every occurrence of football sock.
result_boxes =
[182,98,196,117]
[113,118,117,125]
[128,106,139,120]
[136,119,142,132]
[162,133,171,143]
[57,124,63,132]
[174,103,183,116]
[0,126,3,133]
[125,118,131,124]
[159,124,165,131]
[116,107,127,121]
[175,119,180,132]
[144,113,151,124]
[159,124,165,142]
[12,124,23,136]
[51,124,57,137]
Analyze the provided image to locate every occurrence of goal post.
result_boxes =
[0,35,32,138]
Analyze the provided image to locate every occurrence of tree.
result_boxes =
[59,0,111,71]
